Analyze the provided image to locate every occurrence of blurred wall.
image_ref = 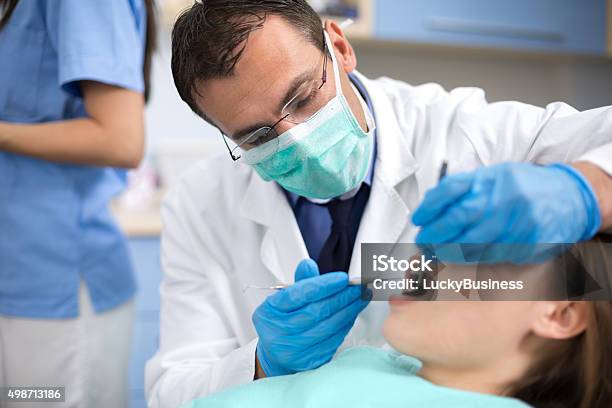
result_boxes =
[144,28,217,150]
[145,27,612,151]
[353,41,612,110]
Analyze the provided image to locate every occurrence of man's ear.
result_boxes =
[531,301,589,340]
[324,20,357,73]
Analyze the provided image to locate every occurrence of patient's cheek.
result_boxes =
[382,314,410,355]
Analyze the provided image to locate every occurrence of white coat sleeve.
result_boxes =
[145,183,257,408]
[447,88,612,173]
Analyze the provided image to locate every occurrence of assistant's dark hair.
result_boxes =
[142,0,158,102]
[0,0,17,31]
[0,0,157,103]
[171,0,323,119]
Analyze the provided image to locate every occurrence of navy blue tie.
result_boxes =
[317,184,371,274]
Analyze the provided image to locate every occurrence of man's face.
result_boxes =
[194,16,366,146]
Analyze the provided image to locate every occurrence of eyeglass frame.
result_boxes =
[221,31,330,161]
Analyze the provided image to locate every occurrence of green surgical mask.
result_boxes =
[242,31,375,200]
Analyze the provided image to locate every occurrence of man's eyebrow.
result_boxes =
[231,68,317,141]
[277,68,317,114]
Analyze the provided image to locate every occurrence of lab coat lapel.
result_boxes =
[347,73,419,278]
[239,170,309,285]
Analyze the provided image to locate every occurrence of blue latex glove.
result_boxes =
[253,259,369,377]
[412,163,601,263]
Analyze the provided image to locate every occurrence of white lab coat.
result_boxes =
[145,71,612,408]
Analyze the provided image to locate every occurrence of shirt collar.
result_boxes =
[285,72,378,207]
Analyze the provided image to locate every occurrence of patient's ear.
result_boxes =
[531,302,588,340]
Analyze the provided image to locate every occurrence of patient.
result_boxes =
[183,239,612,408]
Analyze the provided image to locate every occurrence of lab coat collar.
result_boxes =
[351,70,418,187]
[239,170,309,284]
[345,71,419,279]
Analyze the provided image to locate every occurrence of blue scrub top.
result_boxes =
[0,0,146,318]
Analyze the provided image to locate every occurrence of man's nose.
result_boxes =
[274,120,298,136]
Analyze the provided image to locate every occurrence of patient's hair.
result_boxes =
[171,0,323,119]
[506,236,612,408]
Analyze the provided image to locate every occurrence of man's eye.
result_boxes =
[246,129,275,147]
[295,96,312,110]
[249,136,266,147]
[294,88,318,110]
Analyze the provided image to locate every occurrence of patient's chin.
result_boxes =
[382,313,415,357]
[382,317,398,349]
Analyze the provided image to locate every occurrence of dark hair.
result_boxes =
[171,0,323,119]
[142,0,158,102]
[0,0,157,102]
[0,0,16,30]
[506,236,612,408]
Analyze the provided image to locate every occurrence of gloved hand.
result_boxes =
[253,259,369,377]
[412,163,601,263]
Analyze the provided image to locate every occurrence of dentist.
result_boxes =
[146,1,612,407]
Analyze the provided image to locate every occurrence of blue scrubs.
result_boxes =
[0,0,146,318]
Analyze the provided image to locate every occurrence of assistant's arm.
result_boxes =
[0,82,144,168]
[145,181,259,408]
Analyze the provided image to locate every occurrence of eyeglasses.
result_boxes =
[222,39,330,161]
